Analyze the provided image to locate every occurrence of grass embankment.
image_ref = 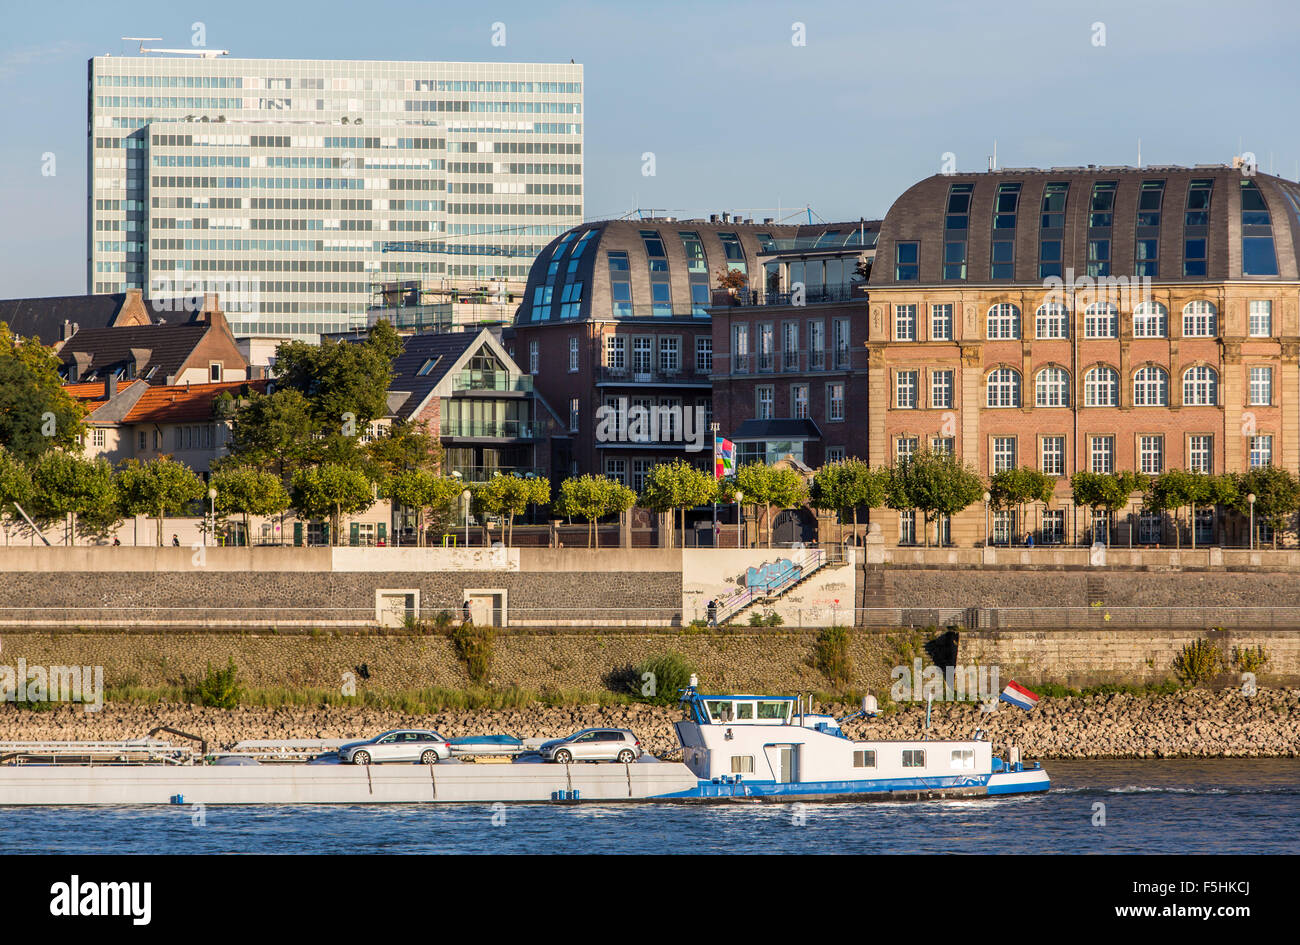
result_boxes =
[102,684,635,713]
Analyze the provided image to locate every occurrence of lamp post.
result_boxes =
[983,491,991,547]
[461,488,472,548]
[1247,492,1257,550]
[206,487,217,548]
[735,490,745,548]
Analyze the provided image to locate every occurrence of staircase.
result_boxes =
[714,548,833,625]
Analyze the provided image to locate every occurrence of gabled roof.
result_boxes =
[123,379,269,424]
[387,330,514,421]
[0,294,135,345]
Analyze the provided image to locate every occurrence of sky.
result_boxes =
[1,0,1298,297]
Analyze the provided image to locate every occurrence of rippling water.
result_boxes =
[2,759,1296,854]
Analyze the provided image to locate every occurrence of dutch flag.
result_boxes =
[1000,681,1040,711]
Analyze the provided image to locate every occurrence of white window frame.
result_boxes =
[1139,434,1164,475]
[1132,301,1168,338]
[992,436,1017,474]
[930,303,953,340]
[1188,435,1213,474]
[1249,300,1273,338]
[1249,434,1273,468]
[1035,303,1069,339]
[1133,366,1169,406]
[986,367,1021,408]
[1182,300,1218,338]
[1084,366,1118,407]
[986,303,1021,340]
[894,304,917,341]
[1089,435,1115,474]
[896,370,919,409]
[1249,366,1273,406]
[1035,367,1070,407]
[931,369,954,409]
[568,336,579,372]
[1084,302,1118,339]
[1041,435,1065,476]
[1182,365,1217,406]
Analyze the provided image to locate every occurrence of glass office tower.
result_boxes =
[88,56,583,337]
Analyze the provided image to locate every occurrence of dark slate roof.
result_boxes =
[58,324,210,383]
[0,294,131,345]
[871,165,1300,286]
[386,331,481,420]
[731,418,823,441]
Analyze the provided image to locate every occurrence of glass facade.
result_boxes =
[90,56,583,337]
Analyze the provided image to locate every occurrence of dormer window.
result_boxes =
[209,362,223,382]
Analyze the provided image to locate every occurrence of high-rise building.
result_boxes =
[88,54,583,338]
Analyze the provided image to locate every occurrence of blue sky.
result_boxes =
[1,0,1297,297]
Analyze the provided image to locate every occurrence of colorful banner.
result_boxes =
[714,436,735,479]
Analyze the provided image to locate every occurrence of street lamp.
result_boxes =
[983,491,991,547]
[461,489,472,548]
[735,490,745,548]
[1247,493,1257,550]
[206,487,217,548]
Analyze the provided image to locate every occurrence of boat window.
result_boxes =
[706,701,734,722]
[902,749,926,768]
[730,756,755,773]
[853,750,876,768]
[734,702,754,720]
[756,701,789,720]
[951,749,975,769]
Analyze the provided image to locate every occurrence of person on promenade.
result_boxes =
[706,598,718,627]
[462,600,473,626]
[171,534,180,547]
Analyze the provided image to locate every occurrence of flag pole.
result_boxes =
[710,422,720,545]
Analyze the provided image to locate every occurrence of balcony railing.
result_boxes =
[723,282,866,307]
[596,366,710,384]
[452,371,533,392]
[441,420,538,439]
[448,465,545,483]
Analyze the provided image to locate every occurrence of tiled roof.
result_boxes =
[123,379,268,424]
[63,379,143,416]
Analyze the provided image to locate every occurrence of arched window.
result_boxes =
[1133,301,1168,338]
[1084,366,1119,406]
[1084,302,1118,338]
[986,367,1022,407]
[1035,303,1069,339]
[1133,366,1169,406]
[1183,365,1218,406]
[986,303,1021,340]
[1183,300,1218,337]
[1035,367,1070,407]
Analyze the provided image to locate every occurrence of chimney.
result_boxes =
[61,320,74,341]
[721,212,730,223]
[106,376,118,400]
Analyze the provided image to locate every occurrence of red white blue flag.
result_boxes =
[999,681,1040,710]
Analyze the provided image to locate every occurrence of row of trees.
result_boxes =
[806,454,1300,547]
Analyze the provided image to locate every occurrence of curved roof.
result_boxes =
[870,166,1300,287]
[514,218,879,325]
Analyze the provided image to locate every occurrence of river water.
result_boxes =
[1,759,1295,854]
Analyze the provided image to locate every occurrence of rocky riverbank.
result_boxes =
[0,687,1296,758]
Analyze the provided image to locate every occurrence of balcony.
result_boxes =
[441,419,539,439]
[452,370,533,393]
[719,282,867,308]
[448,465,546,483]
[595,366,711,386]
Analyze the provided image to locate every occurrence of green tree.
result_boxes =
[385,469,462,546]
[1071,471,1147,545]
[28,451,119,544]
[116,457,206,546]
[556,474,637,548]
[989,466,1055,543]
[475,474,550,546]
[734,462,807,547]
[1143,469,1199,548]
[366,418,442,478]
[0,324,86,463]
[1231,466,1300,548]
[210,466,291,545]
[811,458,889,542]
[272,319,401,430]
[888,450,985,546]
[641,459,718,547]
[0,447,34,533]
[290,463,376,546]
[224,387,315,478]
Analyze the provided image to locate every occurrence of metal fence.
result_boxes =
[854,606,1300,630]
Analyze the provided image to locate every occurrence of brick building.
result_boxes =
[710,222,878,467]
[512,216,876,487]
[867,164,1300,546]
